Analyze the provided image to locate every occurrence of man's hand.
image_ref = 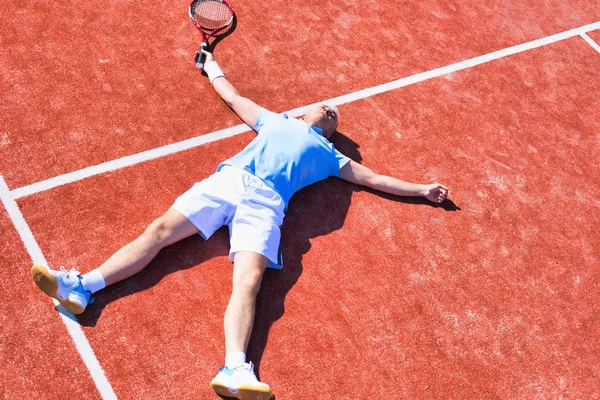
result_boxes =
[423,183,450,203]
[199,44,214,66]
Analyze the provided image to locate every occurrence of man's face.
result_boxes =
[305,104,339,138]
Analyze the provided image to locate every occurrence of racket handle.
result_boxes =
[194,43,208,69]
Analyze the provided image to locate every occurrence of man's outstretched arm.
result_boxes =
[339,160,449,204]
[201,48,261,129]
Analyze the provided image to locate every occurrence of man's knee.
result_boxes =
[232,264,265,295]
[230,252,269,297]
[142,217,172,244]
[141,209,197,246]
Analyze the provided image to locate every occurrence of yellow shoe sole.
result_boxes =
[31,264,86,315]
[211,380,272,400]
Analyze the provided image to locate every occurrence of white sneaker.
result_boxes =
[31,264,91,314]
[210,362,272,400]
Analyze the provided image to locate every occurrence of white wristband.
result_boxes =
[204,61,225,83]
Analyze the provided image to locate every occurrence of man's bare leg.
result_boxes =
[211,250,272,400]
[98,208,199,286]
[31,208,199,313]
[224,250,268,355]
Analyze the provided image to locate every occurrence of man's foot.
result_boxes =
[210,362,272,400]
[31,264,91,314]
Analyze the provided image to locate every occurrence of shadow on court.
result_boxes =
[74,231,230,327]
[373,189,461,212]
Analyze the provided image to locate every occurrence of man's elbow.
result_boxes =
[213,79,240,106]
[227,94,252,113]
[367,174,384,190]
[365,173,391,192]
[220,92,239,107]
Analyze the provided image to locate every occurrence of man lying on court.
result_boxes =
[31,48,450,400]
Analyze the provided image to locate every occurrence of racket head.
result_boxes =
[189,0,234,34]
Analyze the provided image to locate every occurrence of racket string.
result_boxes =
[191,0,232,30]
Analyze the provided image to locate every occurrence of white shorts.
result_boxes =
[172,166,285,269]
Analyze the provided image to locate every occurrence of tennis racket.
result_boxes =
[189,0,235,69]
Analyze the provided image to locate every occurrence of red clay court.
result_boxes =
[1,1,599,399]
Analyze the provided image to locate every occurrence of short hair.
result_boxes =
[325,104,339,119]
[324,103,339,131]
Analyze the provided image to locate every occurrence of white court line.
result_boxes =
[581,32,600,53]
[0,177,118,400]
[10,124,250,200]
[9,20,600,200]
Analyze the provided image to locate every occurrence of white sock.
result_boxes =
[80,270,106,294]
[225,351,246,369]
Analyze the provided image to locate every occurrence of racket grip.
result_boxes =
[194,43,208,69]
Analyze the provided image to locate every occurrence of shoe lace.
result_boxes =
[59,266,81,276]
[234,362,255,373]
[220,362,255,373]
[58,266,83,288]
[54,266,86,301]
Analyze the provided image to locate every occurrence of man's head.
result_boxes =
[303,104,339,139]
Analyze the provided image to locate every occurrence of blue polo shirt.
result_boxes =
[218,108,350,208]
